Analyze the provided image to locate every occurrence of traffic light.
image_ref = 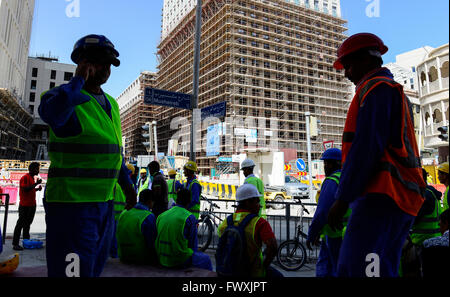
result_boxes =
[142,122,153,153]
[437,126,448,142]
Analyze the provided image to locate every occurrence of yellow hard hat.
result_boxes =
[140,168,147,174]
[126,163,135,174]
[168,169,177,176]
[184,161,198,172]
[438,162,449,174]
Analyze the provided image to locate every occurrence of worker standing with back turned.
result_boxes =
[38,34,137,277]
[241,159,266,219]
[183,161,202,220]
[327,33,426,277]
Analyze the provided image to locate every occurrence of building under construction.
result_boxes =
[0,89,33,160]
[155,0,351,175]
[117,71,158,161]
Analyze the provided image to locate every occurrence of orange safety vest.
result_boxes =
[342,76,425,216]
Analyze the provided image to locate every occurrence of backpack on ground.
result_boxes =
[215,213,257,277]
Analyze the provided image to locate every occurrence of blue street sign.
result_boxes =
[144,87,192,110]
[201,101,227,121]
[296,158,306,171]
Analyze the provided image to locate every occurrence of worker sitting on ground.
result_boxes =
[167,169,182,209]
[217,184,283,277]
[155,188,212,271]
[116,189,158,265]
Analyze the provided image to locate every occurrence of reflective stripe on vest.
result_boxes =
[155,206,193,267]
[218,212,265,277]
[244,176,266,218]
[319,171,352,238]
[185,179,201,219]
[45,90,123,203]
[117,208,155,264]
[341,76,425,216]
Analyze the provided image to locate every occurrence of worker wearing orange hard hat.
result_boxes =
[327,33,425,277]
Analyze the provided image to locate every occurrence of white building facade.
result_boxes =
[0,0,35,103]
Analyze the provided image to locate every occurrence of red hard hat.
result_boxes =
[333,33,388,70]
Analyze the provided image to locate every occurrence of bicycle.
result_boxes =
[276,198,310,271]
[197,195,225,252]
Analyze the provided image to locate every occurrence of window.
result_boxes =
[49,82,56,89]
[31,80,37,90]
[32,68,38,77]
[29,92,35,102]
[64,72,73,81]
[51,70,56,80]
[29,105,34,113]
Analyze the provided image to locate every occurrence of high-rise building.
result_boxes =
[117,71,158,160]
[24,55,76,160]
[0,0,35,103]
[155,0,351,175]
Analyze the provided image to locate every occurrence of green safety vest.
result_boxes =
[137,177,149,197]
[410,188,441,245]
[167,178,177,206]
[443,186,449,211]
[155,206,193,267]
[117,207,155,264]
[113,183,126,221]
[185,179,201,219]
[319,171,352,239]
[45,90,122,203]
[244,176,266,219]
[218,212,265,277]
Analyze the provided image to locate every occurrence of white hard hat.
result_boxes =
[236,184,262,202]
[240,158,255,170]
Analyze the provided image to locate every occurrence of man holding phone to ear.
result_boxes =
[39,34,137,277]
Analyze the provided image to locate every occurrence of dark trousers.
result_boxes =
[13,205,37,245]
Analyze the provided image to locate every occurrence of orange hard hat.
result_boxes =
[333,33,388,70]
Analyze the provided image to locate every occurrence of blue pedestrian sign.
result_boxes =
[144,87,192,110]
[296,158,306,171]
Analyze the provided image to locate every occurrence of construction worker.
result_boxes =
[167,168,181,208]
[147,161,168,218]
[327,33,426,277]
[155,188,212,270]
[217,184,282,277]
[38,34,137,277]
[183,161,202,220]
[126,163,137,189]
[437,162,449,211]
[137,168,149,196]
[116,189,158,265]
[306,148,351,277]
[241,159,266,218]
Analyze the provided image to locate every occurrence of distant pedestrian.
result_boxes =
[12,162,42,251]
[241,159,266,218]
[38,34,137,277]
[167,168,182,208]
[148,161,168,218]
[327,33,425,277]
[437,162,449,211]
[137,168,149,196]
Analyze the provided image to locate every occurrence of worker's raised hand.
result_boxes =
[327,199,349,231]
[36,178,42,185]
[75,59,95,82]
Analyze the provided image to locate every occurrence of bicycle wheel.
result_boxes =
[197,217,213,252]
[277,240,307,271]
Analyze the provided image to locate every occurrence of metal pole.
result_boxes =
[190,0,202,162]
[305,112,313,202]
[152,121,158,161]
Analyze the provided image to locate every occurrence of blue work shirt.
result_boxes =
[308,170,341,242]
[173,204,199,251]
[38,76,133,188]
[334,67,410,205]
[184,175,201,212]
[133,203,157,251]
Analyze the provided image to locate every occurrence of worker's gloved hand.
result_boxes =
[75,59,96,82]
[327,199,349,231]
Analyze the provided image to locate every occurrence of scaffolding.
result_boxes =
[0,89,33,160]
[155,0,352,175]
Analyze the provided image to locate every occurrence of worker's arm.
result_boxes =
[306,178,339,248]
[187,182,201,210]
[329,82,401,229]
[257,219,277,270]
[184,214,199,251]
[140,213,157,252]
[118,162,137,210]
[20,175,42,192]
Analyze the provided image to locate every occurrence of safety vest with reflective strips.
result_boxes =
[218,212,265,277]
[117,207,155,264]
[137,177,149,196]
[319,171,352,239]
[244,175,266,219]
[342,76,425,216]
[167,178,178,207]
[410,187,442,245]
[184,179,201,219]
[444,186,449,211]
[113,183,126,221]
[46,90,123,203]
[155,206,193,267]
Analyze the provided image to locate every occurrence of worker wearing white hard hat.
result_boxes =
[241,159,266,218]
